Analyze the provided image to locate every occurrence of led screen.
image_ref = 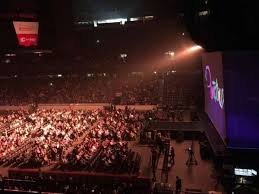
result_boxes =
[202,52,226,141]
[224,52,259,149]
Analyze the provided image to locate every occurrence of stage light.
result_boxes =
[198,10,209,16]
[120,54,127,58]
[97,18,127,25]
[130,17,140,22]
[144,16,154,20]
[5,59,10,63]
[165,51,175,57]
[169,51,175,57]
[5,53,16,57]
[187,45,203,53]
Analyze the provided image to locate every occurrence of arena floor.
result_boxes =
[131,140,224,193]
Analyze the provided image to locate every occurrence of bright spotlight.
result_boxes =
[169,51,175,57]
[165,51,175,57]
[187,45,203,53]
[120,53,127,59]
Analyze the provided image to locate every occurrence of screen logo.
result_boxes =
[205,65,224,109]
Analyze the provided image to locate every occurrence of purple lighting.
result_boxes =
[205,65,224,109]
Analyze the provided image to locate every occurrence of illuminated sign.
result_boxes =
[13,21,39,47]
[205,65,224,109]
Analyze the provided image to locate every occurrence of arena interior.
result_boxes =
[0,1,259,194]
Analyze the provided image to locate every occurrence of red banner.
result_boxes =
[13,21,39,47]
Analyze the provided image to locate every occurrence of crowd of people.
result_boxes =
[117,79,160,105]
[0,73,202,108]
[163,73,202,108]
[0,78,112,105]
[0,76,160,105]
[0,108,143,174]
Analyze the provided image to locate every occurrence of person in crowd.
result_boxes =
[0,175,4,191]
[151,147,158,181]
[169,146,175,165]
[156,132,164,158]
[176,176,182,194]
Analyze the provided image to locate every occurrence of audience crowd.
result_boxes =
[0,108,143,174]
[0,74,202,108]
[0,77,160,105]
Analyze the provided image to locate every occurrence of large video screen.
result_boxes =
[224,52,259,149]
[0,21,39,49]
[202,52,226,141]
[13,21,39,47]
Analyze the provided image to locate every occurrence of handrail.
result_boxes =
[9,168,150,180]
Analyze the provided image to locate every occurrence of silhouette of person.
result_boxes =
[170,146,175,165]
[151,147,158,181]
[176,176,182,193]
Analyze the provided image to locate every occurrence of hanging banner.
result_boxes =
[13,21,39,47]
